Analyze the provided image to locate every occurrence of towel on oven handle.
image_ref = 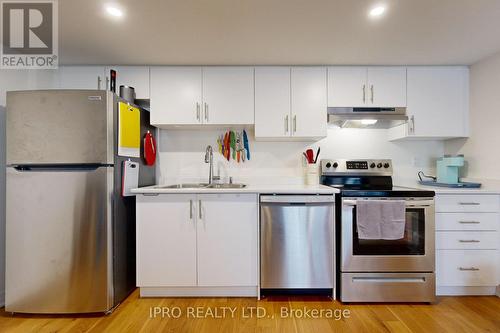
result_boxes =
[356,200,406,240]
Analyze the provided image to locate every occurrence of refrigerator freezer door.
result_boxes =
[5,166,113,313]
[6,90,113,165]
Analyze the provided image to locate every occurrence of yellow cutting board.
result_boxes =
[118,102,140,157]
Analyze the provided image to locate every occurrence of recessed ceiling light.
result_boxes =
[105,5,123,17]
[369,5,386,18]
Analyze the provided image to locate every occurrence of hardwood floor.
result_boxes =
[0,290,499,333]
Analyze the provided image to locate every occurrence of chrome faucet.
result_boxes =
[205,145,214,185]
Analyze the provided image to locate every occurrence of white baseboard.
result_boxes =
[437,286,497,296]
[496,285,499,297]
[140,286,258,298]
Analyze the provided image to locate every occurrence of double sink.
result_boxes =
[155,183,247,189]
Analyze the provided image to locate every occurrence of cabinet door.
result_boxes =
[367,67,406,107]
[327,67,367,107]
[407,67,469,138]
[291,67,327,139]
[197,194,258,286]
[150,66,202,125]
[255,67,291,139]
[136,194,197,287]
[202,67,254,125]
[58,66,106,90]
[106,66,150,99]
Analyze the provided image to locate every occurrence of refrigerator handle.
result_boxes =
[12,164,111,172]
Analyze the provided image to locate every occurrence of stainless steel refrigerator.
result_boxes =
[5,90,156,314]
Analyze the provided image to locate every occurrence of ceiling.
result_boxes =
[58,0,500,65]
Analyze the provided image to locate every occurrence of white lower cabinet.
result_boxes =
[435,193,500,295]
[196,194,258,287]
[136,193,258,295]
[136,194,197,287]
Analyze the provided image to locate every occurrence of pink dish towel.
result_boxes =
[356,200,406,240]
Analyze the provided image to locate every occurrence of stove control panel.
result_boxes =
[321,159,393,175]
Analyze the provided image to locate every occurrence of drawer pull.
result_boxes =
[458,267,480,271]
[458,202,480,206]
[458,221,480,224]
[458,239,480,243]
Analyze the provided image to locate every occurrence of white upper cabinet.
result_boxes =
[255,67,291,139]
[388,67,469,140]
[255,66,327,140]
[367,67,407,107]
[150,67,202,125]
[328,66,406,107]
[327,67,367,107]
[291,67,327,139]
[106,66,150,99]
[58,66,106,90]
[202,67,254,125]
[150,66,254,127]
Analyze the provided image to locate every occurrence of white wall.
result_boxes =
[445,50,500,180]
[157,127,444,186]
[0,107,5,306]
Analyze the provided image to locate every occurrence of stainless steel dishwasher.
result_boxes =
[260,195,335,294]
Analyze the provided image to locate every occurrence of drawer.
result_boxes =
[436,194,500,213]
[436,213,499,231]
[341,273,435,303]
[436,231,498,250]
[436,250,498,286]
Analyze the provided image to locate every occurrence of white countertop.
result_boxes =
[132,183,339,195]
[398,179,500,195]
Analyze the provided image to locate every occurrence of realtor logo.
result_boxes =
[1,0,58,69]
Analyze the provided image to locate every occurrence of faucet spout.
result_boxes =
[205,145,214,185]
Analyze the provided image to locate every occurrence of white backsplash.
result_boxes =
[156,127,444,186]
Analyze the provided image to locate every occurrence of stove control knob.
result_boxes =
[370,163,376,168]
[384,163,390,169]
[325,162,332,168]
[377,163,382,168]
[332,162,339,168]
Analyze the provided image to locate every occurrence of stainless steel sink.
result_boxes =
[206,183,247,189]
[157,183,208,189]
[156,183,246,189]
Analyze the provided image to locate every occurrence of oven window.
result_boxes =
[352,208,425,255]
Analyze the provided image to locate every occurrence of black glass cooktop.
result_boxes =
[320,176,435,198]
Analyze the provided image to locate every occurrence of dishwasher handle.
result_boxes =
[260,195,335,204]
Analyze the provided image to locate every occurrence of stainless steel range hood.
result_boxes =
[328,107,408,129]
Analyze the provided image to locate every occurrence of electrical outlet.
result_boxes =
[412,157,423,167]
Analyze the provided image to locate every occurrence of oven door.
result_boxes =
[341,197,435,272]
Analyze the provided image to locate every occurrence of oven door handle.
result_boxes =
[343,199,434,207]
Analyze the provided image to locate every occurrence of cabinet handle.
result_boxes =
[285,115,289,134]
[459,202,480,206]
[97,76,102,90]
[370,85,374,103]
[196,103,200,121]
[459,239,480,243]
[458,267,480,271]
[293,115,297,134]
[362,84,366,103]
[409,115,415,134]
[199,200,203,219]
[459,221,480,224]
[189,200,193,219]
[204,103,209,122]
